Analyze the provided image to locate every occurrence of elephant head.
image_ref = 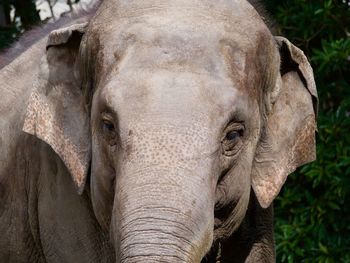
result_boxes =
[23,0,317,262]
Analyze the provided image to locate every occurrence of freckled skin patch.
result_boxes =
[124,123,211,170]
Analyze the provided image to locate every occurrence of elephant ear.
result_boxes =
[252,37,318,208]
[23,22,90,194]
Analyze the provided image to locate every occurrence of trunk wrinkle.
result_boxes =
[120,253,189,263]
[120,228,193,246]
[120,216,196,237]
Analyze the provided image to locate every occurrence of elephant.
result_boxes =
[0,0,318,262]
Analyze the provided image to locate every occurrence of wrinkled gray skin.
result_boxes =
[0,0,318,262]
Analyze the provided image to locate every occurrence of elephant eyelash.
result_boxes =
[226,109,246,127]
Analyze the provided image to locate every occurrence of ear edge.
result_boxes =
[252,114,317,209]
[46,22,88,49]
[275,36,319,119]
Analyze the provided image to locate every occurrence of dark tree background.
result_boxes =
[0,0,81,49]
[0,0,349,262]
[0,0,41,48]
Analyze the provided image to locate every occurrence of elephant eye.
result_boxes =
[222,124,244,156]
[226,130,242,141]
[102,120,115,132]
[101,112,117,143]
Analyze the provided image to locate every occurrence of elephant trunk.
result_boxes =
[113,167,214,263]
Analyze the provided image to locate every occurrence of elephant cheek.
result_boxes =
[90,143,116,231]
[214,161,252,239]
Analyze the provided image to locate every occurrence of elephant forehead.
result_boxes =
[95,0,263,35]
[92,0,271,81]
[99,18,250,77]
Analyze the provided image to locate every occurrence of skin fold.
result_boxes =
[0,0,318,262]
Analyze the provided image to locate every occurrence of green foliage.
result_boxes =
[264,0,350,261]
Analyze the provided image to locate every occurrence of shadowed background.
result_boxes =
[0,0,349,262]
